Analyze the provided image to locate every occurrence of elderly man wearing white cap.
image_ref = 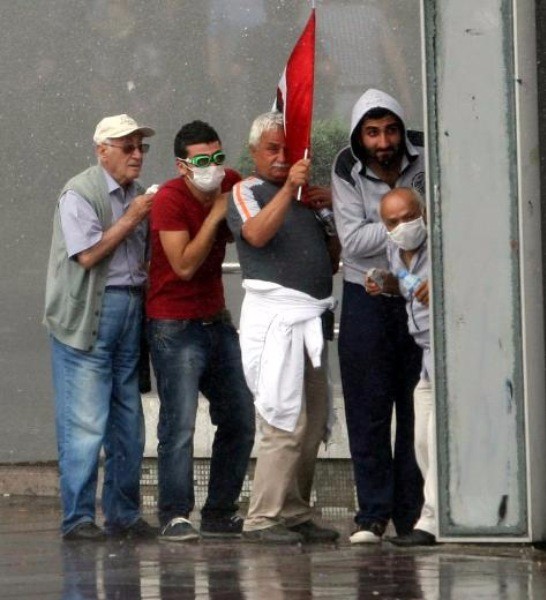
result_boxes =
[44,114,157,541]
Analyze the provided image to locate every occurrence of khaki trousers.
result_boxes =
[243,348,329,531]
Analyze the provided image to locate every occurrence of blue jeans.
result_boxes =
[148,318,255,526]
[339,281,423,534]
[50,288,145,535]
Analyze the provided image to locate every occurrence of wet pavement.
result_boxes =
[2,496,546,599]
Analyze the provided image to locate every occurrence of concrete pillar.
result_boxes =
[422,0,545,540]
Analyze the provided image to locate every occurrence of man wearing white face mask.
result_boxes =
[147,120,255,542]
[366,187,435,546]
[332,89,425,544]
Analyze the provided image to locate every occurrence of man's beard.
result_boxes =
[365,143,404,168]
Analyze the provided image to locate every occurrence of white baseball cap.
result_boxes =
[93,114,155,144]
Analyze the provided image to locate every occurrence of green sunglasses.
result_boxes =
[178,150,226,168]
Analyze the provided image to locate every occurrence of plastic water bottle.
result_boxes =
[367,268,386,288]
[397,269,421,295]
[316,208,337,237]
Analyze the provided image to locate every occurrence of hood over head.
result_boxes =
[349,88,417,164]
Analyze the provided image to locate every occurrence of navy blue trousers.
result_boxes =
[339,281,424,534]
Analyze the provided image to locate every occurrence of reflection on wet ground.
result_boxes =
[2,496,546,599]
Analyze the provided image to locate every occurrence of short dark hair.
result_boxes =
[362,107,398,122]
[174,120,221,158]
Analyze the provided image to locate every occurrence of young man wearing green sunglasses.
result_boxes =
[178,149,227,169]
[146,120,255,542]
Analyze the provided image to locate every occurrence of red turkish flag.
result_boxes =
[274,9,316,167]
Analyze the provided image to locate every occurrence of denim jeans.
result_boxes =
[148,318,255,526]
[339,281,424,534]
[50,288,145,535]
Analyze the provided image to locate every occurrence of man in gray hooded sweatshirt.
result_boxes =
[332,89,425,543]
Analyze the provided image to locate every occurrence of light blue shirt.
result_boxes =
[59,167,148,286]
[386,239,431,381]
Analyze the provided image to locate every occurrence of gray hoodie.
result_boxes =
[331,88,426,285]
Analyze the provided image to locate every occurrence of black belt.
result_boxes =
[105,285,143,294]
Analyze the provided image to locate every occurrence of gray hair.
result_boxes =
[248,112,284,148]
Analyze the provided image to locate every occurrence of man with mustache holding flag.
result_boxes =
[228,111,339,545]
[226,0,338,547]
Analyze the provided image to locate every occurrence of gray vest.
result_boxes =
[44,165,127,351]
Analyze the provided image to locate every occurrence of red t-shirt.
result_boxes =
[146,169,241,319]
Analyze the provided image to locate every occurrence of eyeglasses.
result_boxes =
[178,150,226,168]
[103,141,150,154]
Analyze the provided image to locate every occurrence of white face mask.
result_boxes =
[387,216,427,250]
[189,165,225,193]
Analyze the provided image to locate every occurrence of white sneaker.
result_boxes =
[349,523,384,544]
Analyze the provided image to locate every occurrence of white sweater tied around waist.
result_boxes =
[239,279,337,433]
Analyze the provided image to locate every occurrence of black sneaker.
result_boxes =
[349,521,386,544]
[109,518,158,540]
[389,529,436,547]
[63,522,106,542]
[200,515,244,539]
[242,523,303,544]
[288,520,340,543]
[160,517,200,542]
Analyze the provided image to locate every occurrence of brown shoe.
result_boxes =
[288,520,339,543]
[243,524,303,544]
